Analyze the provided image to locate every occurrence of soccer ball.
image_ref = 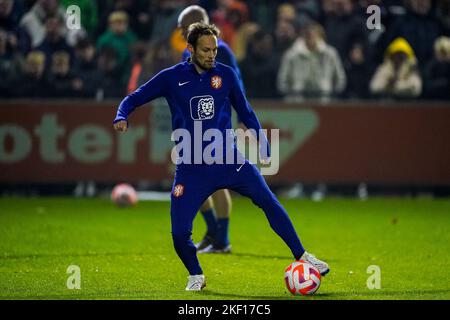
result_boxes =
[111,183,138,208]
[284,260,321,296]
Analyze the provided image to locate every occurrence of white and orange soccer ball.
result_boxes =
[284,260,321,296]
[111,183,138,208]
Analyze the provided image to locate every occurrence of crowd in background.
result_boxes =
[1,0,450,101]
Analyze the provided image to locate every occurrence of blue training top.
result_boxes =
[114,61,269,164]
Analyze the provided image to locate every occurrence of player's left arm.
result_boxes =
[218,44,247,127]
[228,69,270,161]
[218,45,244,89]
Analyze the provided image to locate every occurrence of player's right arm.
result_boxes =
[113,70,168,132]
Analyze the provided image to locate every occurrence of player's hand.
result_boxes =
[114,120,128,132]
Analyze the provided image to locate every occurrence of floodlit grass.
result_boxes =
[0,197,449,300]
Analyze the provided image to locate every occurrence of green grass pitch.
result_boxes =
[0,196,449,300]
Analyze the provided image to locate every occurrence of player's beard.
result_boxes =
[192,54,213,72]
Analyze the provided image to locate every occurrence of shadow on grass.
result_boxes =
[198,288,450,300]
[4,289,449,300]
[0,252,149,260]
[199,289,293,300]
[320,288,450,298]
[230,252,338,264]
[2,251,337,264]
[230,252,292,260]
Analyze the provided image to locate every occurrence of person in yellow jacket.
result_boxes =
[370,37,422,98]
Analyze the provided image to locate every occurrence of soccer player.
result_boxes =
[177,5,243,254]
[113,23,329,291]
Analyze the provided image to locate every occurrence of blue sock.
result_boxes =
[215,218,230,248]
[201,208,217,237]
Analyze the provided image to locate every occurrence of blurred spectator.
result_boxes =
[343,40,371,99]
[0,0,30,52]
[293,0,321,28]
[381,0,441,73]
[72,38,98,98]
[369,37,422,99]
[436,0,450,36]
[36,15,74,71]
[127,41,150,94]
[93,0,114,39]
[245,0,278,31]
[0,0,24,28]
[113,0,153,40]
[277,22,346,101]
[231,22,259,62]
[0,28,23,74]
[20,0,58,48]
[149,0,184,44]
[0,27,23,96]
[210,0,236,41]
[46,50,81,97]
[94,46,126,99]
[96,11,137,82]
[20,0,85,48]
[273,17,296,60]
[220,0,249,47]
[0,0,446,102]
[240,30,280,98]
[169,25,186,56]
[322,0,367,62]
[277,3,296,25]
[145,39,179,76]
[423,36,450,100]
[10,50,49,97]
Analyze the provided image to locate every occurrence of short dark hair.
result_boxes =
[186,22,220,49]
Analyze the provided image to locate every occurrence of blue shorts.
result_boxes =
[170,160,274,234]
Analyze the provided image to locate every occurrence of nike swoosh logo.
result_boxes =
[178,81,190,86]
[236,163,245,172]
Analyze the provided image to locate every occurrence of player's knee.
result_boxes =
[171,230,191,247]
[252,190,276,209]
[199,196,213,211]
